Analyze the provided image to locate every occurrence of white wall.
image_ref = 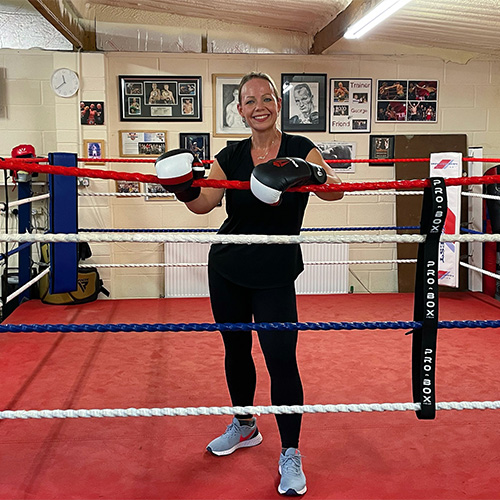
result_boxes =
[1,49,499,298]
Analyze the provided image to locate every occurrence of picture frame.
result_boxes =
[179,133,211,166]
[281,73,327,132]
[144,183,175,201]
[376,80,438,122]
[119,75,202,122]
[329,78,372,133]
[316,141,356,173]
[83,139,105,165]
[119,130,167,157]
[115,180,141,195]
[212,74,251,137]
[80,101,104,125]
[369,135,395,166]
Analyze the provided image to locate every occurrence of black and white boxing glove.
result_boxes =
[155,148,205,202]
[250,157,327,205]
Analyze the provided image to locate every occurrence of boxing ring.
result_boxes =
[0,153,500,499]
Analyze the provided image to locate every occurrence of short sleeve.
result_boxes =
[283,133,317,159]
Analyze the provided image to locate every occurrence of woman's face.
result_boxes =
[237,78,281,132]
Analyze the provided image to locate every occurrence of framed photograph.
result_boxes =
[329,78,372,133]
[369,135,395,166]
[80,101,104,125]
[119,75,202,121]
[83,139,105,165]
[316,141,356,173]
[144,183,175,201]
[376,80,438,122]
[179,133,210,165]
[281,73,327,132]
[115,180,140,195]
[119,130,167,157]
[212,74,250,137]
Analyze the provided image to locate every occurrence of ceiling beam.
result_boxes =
[28,0,96,51]
[311,0,378,54]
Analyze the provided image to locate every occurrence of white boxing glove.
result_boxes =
[155,148,204,202]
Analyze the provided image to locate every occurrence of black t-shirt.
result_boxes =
[208,132,317,288]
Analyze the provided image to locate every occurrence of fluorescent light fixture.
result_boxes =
[344,0,412,39]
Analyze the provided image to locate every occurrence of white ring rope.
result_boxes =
[463,192,500,201]
[2,232,500,245]
[80,259,418,269]
[76,189,500,200]
[460,261,500,281]
[4,267,49,304]
[0,193,50,210]
[1,400,499,420]
[81,263,207,268]
[344,190,424,196]
[78,192,174,197]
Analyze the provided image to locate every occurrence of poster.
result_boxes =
[329,78,372,133]
[376,80,438,122]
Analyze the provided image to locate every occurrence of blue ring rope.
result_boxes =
[0,242,32,261]
[460,227,484,234]
[1,319,499,334]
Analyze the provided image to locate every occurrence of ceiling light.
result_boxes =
[344,0,412,39]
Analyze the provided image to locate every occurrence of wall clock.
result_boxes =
[50,68,80,97]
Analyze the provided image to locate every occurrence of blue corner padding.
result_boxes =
[48,152,78,294]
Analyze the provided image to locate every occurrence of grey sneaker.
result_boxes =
[206,417,263,456]
[278,448,307,496]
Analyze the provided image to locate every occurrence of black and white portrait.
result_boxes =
[288,82,320,125]
[213,75,250,136]
[281,73,326,133]
[223,84,247,129]
[316,141,356,173]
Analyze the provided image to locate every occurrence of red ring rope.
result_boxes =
[8,157,500,165]
[79,157,500,164]
[2,157,500,193]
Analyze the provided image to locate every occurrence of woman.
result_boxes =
[159,72,342,496]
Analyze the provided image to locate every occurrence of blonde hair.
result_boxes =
[238,72,280,105]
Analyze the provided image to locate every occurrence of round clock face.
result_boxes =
[51,68,80,97]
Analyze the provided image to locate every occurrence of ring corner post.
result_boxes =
[48,152,78,294]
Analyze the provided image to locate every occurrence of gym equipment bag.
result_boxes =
[38,244,109,305]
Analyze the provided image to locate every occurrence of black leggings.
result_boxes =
[208,267,304,449]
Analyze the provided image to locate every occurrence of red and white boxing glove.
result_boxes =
[155,148,205,202]
[11,144,36,158]
[250,157,326,205]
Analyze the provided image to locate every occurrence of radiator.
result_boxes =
[164,242,349,298]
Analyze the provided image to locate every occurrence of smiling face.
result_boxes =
[237,77,281,132]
